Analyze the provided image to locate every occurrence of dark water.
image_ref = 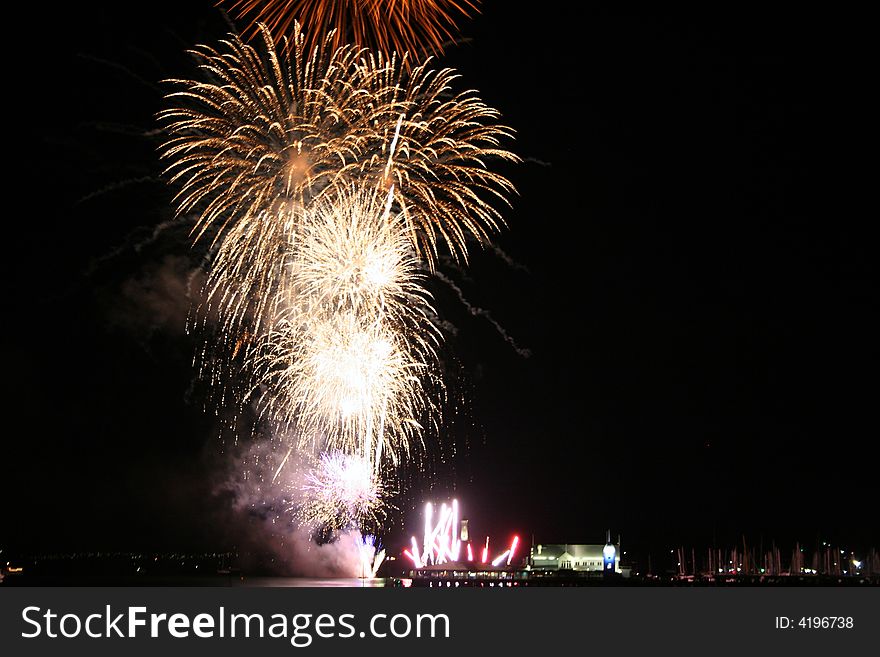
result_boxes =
[241,577,389,587]
[1,575,392,587]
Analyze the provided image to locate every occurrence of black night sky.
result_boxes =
[3,3,877,566]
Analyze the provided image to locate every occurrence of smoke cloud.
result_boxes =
[215,431,371,577]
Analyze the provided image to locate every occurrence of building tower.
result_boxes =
[603,529,617,578]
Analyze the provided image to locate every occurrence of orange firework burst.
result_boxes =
[159,23,515,340]
[220,0,480,61]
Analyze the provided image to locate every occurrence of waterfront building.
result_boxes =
[529,533,622,574]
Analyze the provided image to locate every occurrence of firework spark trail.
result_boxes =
[434,271,531,358]
[507,535,519,565]
[412,536,423,567]
[272,445,294,483]
[357,534,386,578]
[491,549,510,567]
[221,0,481,63]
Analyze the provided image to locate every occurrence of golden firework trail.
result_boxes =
[221,0,481,63]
